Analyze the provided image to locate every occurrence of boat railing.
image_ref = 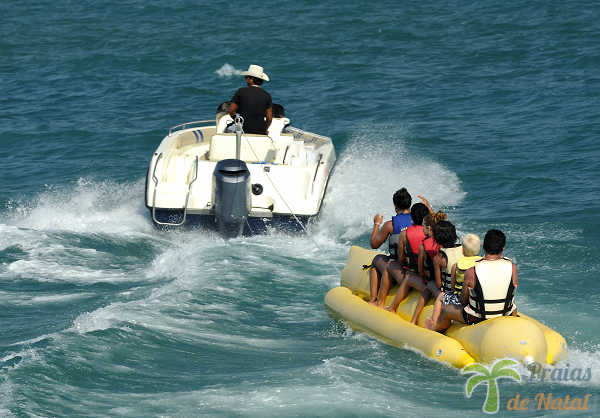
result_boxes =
[151,155,199,226]
[169,120,214,137]
[282,145,290,164]
[311,153,323,194]
[288,126,332,142]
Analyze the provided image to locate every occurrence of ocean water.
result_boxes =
[1,0,599,416]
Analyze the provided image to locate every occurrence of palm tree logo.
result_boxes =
[462,358,522,414]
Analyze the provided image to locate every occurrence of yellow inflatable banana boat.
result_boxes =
[324,246,567,369]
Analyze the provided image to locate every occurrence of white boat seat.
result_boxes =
[267,117,290,137]
[216,114,234,134]
[177,129,207,149]
[209,134,277,163]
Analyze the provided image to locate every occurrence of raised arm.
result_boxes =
[417,195,434,213]
[370,214,393,249]
[450,263,458,292]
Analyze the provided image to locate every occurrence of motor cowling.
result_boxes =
[212,159,252,238]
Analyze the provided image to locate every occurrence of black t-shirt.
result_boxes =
[231,86,273,135]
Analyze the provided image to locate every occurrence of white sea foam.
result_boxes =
[0,379,14,417]
[100,358,442,417]
[0,291,94,306]
[215,63,242,77]
[4,255,139,285]
[29,293,95,304]
[70,303,124,334]
[545,348,600,387]
[1,348,42,373]
[5,177,153,235]
[0,177,170,285]
[0,224,24,252]
[68,292,313,352]
[317,126,465,241]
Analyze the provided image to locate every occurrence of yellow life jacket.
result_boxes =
[454,255,483,293]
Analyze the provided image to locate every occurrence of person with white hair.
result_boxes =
[228,64,273,135]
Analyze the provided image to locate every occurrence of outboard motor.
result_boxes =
[212,159,252,238]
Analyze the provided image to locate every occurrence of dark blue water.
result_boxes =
[1,0,599,416]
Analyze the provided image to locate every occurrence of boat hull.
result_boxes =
[150,209,311,235]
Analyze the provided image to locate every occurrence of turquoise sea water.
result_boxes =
[1,0,599,416]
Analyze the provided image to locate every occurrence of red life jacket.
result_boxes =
[404,225,426,272]
[422,237,441,278]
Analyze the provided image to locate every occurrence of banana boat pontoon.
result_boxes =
[145,103,336,238]
[324,246,567,369]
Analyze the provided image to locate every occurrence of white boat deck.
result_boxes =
[146,116,336,218]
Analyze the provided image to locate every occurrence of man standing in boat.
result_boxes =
[228,65,273,135]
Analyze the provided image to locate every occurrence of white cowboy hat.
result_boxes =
[241,64,269,81]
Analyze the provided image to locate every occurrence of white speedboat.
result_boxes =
[145,103,336,238]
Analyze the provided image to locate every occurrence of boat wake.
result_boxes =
[2,177,152,235]
[316,126,465,241]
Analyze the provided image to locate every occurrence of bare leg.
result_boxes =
[388,260,406,287]
[376,259,403,308]
[386,273,427,313]
[410,281,439,325]
[424,292,445,330]
[433,304,466,333]
[368,265,379,305]
[368,255,388,304]
[423,317,436,330]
